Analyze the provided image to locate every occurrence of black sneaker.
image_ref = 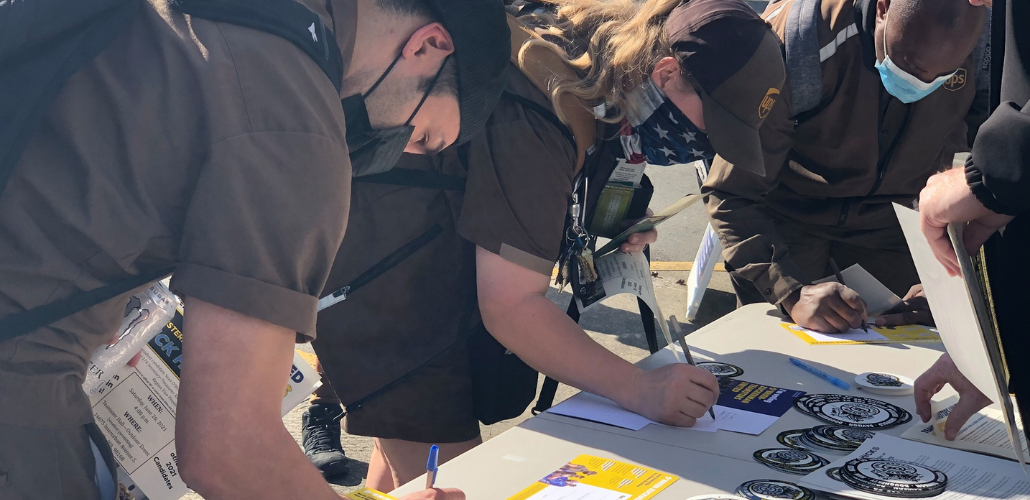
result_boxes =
[302,403,349,478]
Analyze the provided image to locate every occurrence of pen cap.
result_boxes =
[426,444,440,470]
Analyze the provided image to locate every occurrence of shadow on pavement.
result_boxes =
[328,459,369,488]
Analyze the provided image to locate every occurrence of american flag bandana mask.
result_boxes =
[616,78,715,166]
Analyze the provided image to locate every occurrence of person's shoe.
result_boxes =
[302,403,349,478]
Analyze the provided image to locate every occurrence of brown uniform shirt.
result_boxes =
[313,65,578,406]
[702,0,978,305]
[0,0,354,427]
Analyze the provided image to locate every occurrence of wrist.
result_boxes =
[612,365,646,410]
[965,157,1019,216]
[780,288,802,317]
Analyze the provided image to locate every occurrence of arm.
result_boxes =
[178,299,463,500]
[702,89,866,332]
[476,247,719,427]
[918,101,1029,275]
[176,298,340,499]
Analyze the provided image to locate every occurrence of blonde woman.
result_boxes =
[304,0,787,489]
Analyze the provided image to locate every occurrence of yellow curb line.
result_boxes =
[296,350,319,369]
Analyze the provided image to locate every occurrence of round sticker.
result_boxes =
[697,362,744,378]
[776,429,812,450]
[753,448,829,475]
[807,397,912,429]
[736,480,814,500]
[856,372,915,396]
[841,459,947,497]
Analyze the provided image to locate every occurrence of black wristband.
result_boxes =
[965,157,1019,216]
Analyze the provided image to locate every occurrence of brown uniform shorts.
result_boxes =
[342,341,481,443]
[0,422,116,500]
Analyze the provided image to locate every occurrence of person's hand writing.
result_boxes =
[913,354,992,440]
[623,364,719,427]
[918,168,1013,276]
[396,488,466,500]
[876,284,934,327]
[783,282,867,333]
[620,209,658,253]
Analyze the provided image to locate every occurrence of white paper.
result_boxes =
[89,320,320,500]
[583,251,657,312]
[608,160,646,187]
[800,433,1030,500]
[894,205,1001,403]
[814,264,903,317]
[901,396,1029,463]
[547,392,718,432]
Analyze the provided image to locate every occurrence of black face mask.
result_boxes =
[343,53,450,177]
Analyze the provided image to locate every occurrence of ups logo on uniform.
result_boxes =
[759,88,779,119]
[944,68,967,91]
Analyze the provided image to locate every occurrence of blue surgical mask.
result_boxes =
[615,78,715,166]
[874,10,955,103]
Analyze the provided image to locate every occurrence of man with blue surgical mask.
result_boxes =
[703,0,990,333]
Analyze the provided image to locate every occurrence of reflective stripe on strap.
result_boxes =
[819,23,859,62]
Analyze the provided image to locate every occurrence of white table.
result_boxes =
[393,304,950,498]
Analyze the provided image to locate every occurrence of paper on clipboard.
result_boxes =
[594,194,702,257]
[894,204,1026,471]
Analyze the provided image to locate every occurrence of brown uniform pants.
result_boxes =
[0,422,116,500]
[730,217,920,306]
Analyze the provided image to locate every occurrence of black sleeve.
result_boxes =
[967,99,1030,215]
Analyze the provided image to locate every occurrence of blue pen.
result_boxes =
[789,358,851,390]
[425,444,440,489]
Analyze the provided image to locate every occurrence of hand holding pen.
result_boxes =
[828,258,869,333]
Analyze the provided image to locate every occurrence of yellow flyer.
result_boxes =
[782,323,940,345]
[506,455,677,500]
[345,488,396,500]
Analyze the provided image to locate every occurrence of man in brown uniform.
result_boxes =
[702,0,987,333]
[306,0,787,490]
[0,0,507,498]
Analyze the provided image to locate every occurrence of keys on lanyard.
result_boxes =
[556,176,600,294]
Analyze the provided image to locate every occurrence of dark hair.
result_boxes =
[418,57,459,98]
[375,0,438,20]
[891,0,981,32]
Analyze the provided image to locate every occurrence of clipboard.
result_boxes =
[949,222,1027,469]
[895,203,1027,471]
[594,194,702,257]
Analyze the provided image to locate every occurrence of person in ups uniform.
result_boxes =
[300,0,788,490]
[0,0,508,497]
[702,0,990,333]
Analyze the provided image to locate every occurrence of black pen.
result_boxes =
[670,316,717,421]
[829,258,868,332]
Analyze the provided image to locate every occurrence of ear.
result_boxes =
[650,56,682,93]
[875,0,890,22]
[402,22,455,62]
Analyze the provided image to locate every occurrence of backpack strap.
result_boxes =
[353,168,467,191]
[507,14,595,170]
[170,0,343,93]
[0,0,342,341]
[0,0,142,199]
[782,0,825,117]
[531,247,660,414]
[0,266,174,343]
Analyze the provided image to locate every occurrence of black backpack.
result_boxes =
[0,0,343,340]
